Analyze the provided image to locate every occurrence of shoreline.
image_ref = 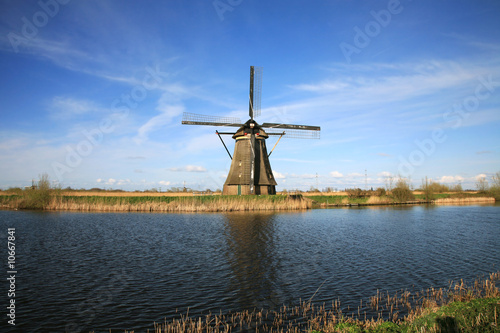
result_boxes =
[0,194,312,212]
[318,196,496,208]
[0,192,496,212]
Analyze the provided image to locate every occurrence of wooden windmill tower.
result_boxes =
[182,66,320,195]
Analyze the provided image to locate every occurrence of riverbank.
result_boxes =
[308,193,496,208]
[140,272,500,332]
[0,190,496,212]
[0,193,312,212]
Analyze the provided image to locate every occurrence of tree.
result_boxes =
[492,172,500,187]
[476,176,489,193]
[421,176,434,201]
[21,173,52,209]
[451,183,463,193]
[391,177,415,203]
[385,176,394,191]
[489,171,500,199]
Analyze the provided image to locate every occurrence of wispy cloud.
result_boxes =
[134,104,184,144]
[49,96,104,119]
[169,165,207,173]
[96,178,131,186]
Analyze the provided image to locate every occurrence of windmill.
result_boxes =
[182,66,320,195]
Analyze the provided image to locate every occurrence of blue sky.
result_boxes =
[0,0,499,191]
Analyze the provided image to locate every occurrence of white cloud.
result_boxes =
[330,171,343,178]
[273,171,286,179]
[159,180,171,186]
[185,165,206,172]
[438,175,464,183]
[378,171,393,177]
[169,165,206,173]
[475,173,488,180]
[96,178,130,186]
[347,172,363,177]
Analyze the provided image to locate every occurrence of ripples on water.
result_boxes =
[0,204,499,332]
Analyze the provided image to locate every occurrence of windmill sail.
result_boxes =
[265,128,320,139]
[249,66,262,120]
[261,122,321,139]
[182,112,242,127]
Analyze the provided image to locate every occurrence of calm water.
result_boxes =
[1,204,499,332]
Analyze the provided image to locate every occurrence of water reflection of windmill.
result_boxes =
[222,212,282,309]
[182,66,321,195]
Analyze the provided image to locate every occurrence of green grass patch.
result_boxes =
[308,195,371,205]
[414,193,450,200]
[57,194,294,205]
[403,297,500,333]
[308,298,500,332]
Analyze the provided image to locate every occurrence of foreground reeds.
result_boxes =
[112,272,499,333]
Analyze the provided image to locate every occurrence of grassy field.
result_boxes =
[131,272,500,333]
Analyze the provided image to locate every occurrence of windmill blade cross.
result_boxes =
[182,112,242,127]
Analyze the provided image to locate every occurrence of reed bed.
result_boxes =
[365,195,392,205]
[434,197,496,205]
[2,194,312,212]
[113,272,499,333]
[308,194,496,207]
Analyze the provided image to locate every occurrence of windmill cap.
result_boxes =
[232,121,269,139]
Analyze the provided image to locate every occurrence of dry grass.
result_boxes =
[434,197,495,205]
[300,192,349,197]
[366,196,392,204]
[4,195,312,212]
[60,191,209,197]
